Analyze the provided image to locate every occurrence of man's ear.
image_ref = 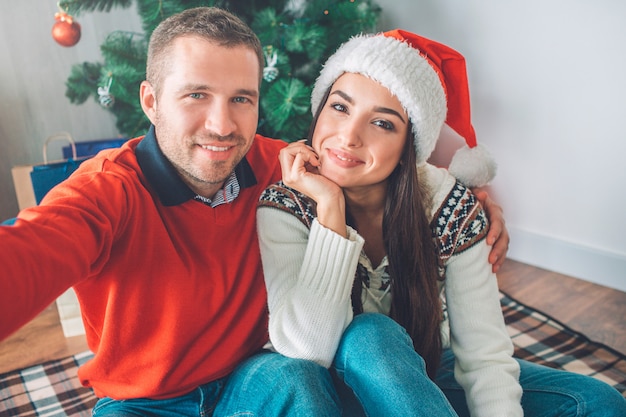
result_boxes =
[140,81,157,124]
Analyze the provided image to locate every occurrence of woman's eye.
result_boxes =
[331,103,347,112]
[374,119,394,130]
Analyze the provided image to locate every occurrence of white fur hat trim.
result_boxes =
[311,34,447,166]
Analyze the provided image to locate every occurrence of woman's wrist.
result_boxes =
[315,190,347,238]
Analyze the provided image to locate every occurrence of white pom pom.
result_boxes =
[448,144,497,187]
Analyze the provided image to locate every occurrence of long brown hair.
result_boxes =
[308,87,442,378]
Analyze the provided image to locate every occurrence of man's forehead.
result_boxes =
[171,37,259,72]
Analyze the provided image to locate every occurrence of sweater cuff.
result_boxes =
[299,219,364,303]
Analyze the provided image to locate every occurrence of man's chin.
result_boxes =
[198,164,237,186]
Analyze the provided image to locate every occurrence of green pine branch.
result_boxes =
[59,0,133,15]
[99,31,147,67]
[66,62,103,104]
[62,0,381,140]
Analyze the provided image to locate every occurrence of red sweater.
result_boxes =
[0,131,286,399]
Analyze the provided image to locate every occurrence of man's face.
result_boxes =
[140,36,260,198]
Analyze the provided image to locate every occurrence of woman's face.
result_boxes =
[311,73,409,190]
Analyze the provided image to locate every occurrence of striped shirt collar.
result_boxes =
[136,125,257,207]
[193,172,240,207]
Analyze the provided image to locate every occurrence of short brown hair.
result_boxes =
[146,7,264,96]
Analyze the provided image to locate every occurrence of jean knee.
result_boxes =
[248,353,330,389]
[218,352,340,416]
[273,355,330,383]
[335,314,415,369]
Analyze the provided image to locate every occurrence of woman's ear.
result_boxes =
[139,81,157,124]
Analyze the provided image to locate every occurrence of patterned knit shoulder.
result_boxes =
[431,180,489,266]
[258,181,317,229]
[258,180,487,265]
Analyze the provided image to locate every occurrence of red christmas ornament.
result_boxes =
[52,12,81,47]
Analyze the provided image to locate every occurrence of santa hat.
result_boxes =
[311,29,496,187]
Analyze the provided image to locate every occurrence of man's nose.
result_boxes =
[205,101,236,137]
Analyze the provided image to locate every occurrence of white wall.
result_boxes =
[2,1,624,292]
[376,0,626,291]
[0,2,142,219]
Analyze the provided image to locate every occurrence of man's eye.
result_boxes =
[233,97,250,104]
[189,93,203,99]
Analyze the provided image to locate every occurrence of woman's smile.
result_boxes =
[326,148,364,167]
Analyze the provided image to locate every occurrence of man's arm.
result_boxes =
[474,189,509,273]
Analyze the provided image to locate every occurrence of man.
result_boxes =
[0,7,508,416]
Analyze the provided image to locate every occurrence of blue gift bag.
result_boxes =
[62,137,127,159]
[29,132,88,204]
[30,159,86,204]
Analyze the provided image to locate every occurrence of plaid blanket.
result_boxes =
[0,351,95,416]
[1,291,625,416]
[501,292,626,394]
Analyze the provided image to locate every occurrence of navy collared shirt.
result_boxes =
[135,125,257,207]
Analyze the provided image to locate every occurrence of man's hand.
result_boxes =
[474,189,509,273]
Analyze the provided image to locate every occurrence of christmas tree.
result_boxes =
[62,0,381,140]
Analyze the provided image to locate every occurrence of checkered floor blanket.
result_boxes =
[501,292,626,395]
[0,350,95,416]
[1,291,625,416]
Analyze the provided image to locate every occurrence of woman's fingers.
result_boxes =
[279,143,319,183]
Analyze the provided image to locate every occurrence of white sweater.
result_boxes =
[256,164,522,417]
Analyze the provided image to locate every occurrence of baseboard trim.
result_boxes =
[507,227,626,293]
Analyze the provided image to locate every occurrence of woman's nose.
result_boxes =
[338,119,362,147]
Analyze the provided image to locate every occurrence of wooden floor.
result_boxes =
[0,304,89,374]
[0,258,625,375]
[496,259,626,355]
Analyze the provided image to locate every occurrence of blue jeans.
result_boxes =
[335,313,626,416]
[333,313,458,416]
[92,351,340,416]
[436,348,626,417]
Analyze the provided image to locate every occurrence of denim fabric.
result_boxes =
[92,382,223,417]
[334,313,626,416]
[92,351,340,417]
[333,313,458,417]
[92,313,626,416]
[435,348,626,417]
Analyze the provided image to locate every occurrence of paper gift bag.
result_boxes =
[29,132,88,204]
[11,132,87,210]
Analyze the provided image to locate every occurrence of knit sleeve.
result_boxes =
[431,180,489,277]
[433,183,523,416]
[0,162,129,340]
[444,243,522,417]
[257,184,364,368]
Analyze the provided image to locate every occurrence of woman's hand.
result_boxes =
[279,141,347,237]
[279,141,339,201]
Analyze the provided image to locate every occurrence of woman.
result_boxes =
[257,30,626,416]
